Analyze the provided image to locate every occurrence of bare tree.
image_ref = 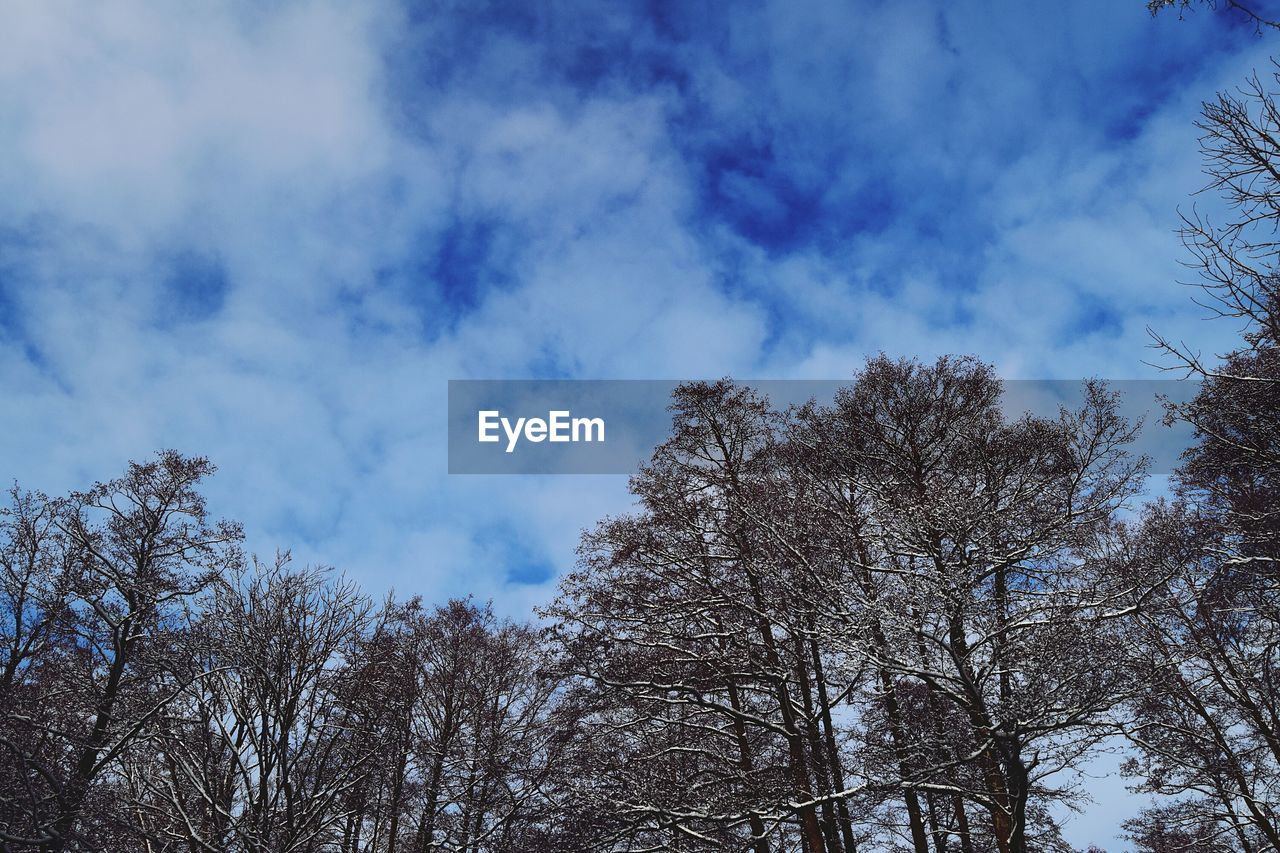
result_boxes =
[546,381,871,852]
[1,455,571,853]
[0,487,77,851]
[321,596,567,853]
[1147,0,1280,32]
[1120,60,1280,853]
[797,357,1145,853]
[1118,345,1279,848]
[1152,65,1280,376]
[130,557,378,853]
[0,452,241,852]
[544,363,1144,853]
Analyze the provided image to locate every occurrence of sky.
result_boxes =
[0,2,1274,846]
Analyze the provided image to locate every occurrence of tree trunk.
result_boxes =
[809,637,859,853]
[727,678,774,853]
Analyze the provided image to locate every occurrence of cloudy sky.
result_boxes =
[0,3,1272,840]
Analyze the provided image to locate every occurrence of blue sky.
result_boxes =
[0,2,1273,844]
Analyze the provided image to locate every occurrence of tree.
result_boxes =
[0,451,242,851]
[546,361,1145,853]
[546,381,874,852]
[129,557,378,853]
[0,453,571,853]
[396,598,564,853]
[323,595,568,853]
[1147,0,1280,32]
[796,357,1145,853]
[1120,62,1280,853]
[0,487,77,850]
